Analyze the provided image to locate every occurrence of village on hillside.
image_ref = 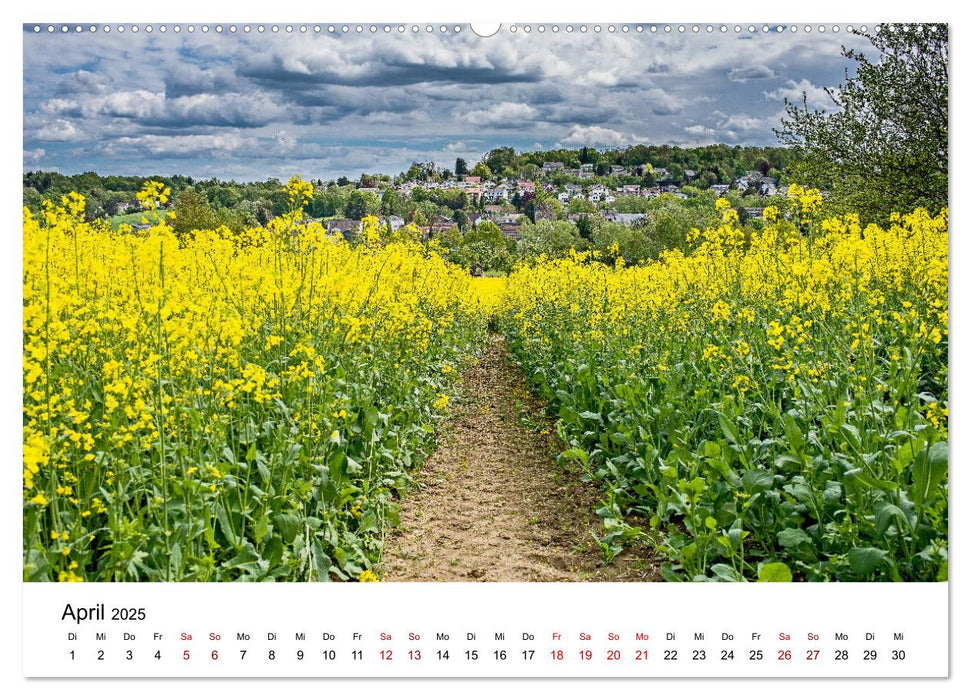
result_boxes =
[320,160,784,241]
[23,144,799,273]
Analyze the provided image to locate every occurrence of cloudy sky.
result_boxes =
[23,25,868,181]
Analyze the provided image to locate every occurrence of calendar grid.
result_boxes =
[23,583,948,678]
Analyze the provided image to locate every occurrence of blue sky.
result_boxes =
[23,24,868,181]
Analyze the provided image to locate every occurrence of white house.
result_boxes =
[483,184,511,202]
[384,215,405,232]
[563,184,585,200]
[588,185,610,202]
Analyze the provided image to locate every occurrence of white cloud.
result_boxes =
[36,119,81,142]
[645,88,686,116]
[684,124,715,136]
[110,133,257,157]
[97,90,167,119]
[579,69,623,87]
[44,89,286,128]
[239,32,568,89]
[764,79,834,110]
[23,148,46,164]
[682,111,786,145]
[41,98,80,114]
[557,125,637,148]
[457,101,538,127]
[720,114,770,132]
[275,130,296,151]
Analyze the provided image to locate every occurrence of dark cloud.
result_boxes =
[542,103,623,125]
[57,70,111,94]
[243,61,541,89]
[727,65,777,82]
[163,64,238,98]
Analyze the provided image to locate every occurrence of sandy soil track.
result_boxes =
[379,336,660,582]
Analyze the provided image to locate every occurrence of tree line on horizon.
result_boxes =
[23,142,790,223]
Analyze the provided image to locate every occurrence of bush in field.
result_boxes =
[448,220,516,274]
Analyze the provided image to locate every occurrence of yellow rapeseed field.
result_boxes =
[24,179,948,582]
[499,192,948,581]
[23,178,489,581]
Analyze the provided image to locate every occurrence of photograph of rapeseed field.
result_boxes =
[23,23,947,583]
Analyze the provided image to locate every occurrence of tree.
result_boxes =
[533,197,559,222]
[568,197,596,215]
[470,162,492,180]
[592,221,649,265]
[576,215,594,242]
[520,191,536,220]
[646,198,718,256]
[172,189,218,235]
[517,220,584,263]
[214,206,253,234]
[380,189,403,217]
[413,201,440,225]
[452,220,514,273]
[307,187,349,218]
[433,188,468,212]
[520,163,540,180]
[209,184,242,209]
[483,147,518,177]
[432,224,463,252]
[237,199,274,225]
[454,157,468,176]
[345,190,380,220]
[777,24,947,221]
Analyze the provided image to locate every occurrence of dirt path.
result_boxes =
[379,336,660,582]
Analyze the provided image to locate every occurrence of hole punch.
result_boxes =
[470,23,501,38]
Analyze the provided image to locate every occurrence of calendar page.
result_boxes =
[17,6,954,690]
